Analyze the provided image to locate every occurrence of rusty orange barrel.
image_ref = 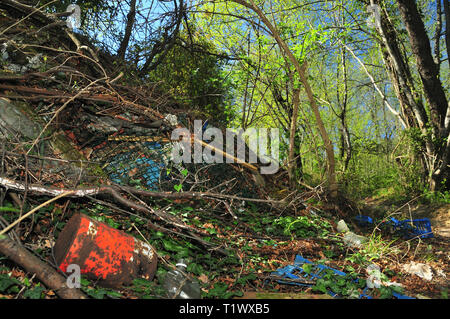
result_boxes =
[53,213,157,288]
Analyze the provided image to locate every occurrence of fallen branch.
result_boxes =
[0,176,283,204]
[0,236,87,299]
[0,177,235,254]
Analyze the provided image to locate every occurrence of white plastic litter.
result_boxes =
[337,220,350,233]
[343,231,368,248]
[366,264,382,288]
[402,261,433,281]
[164,114,178,126]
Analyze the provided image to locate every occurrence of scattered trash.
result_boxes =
[270,255,347,298]
[105,142,165,190]
[53,213,158,288]
[402,261,433,281]
[238,292,333,299]
[0,42,43,73]
[415,294,432,299]
[66,4,81,29]
[164,114,178,126]
[366,264,382,289]
[335,219,368,248]
[26,53,43,70]
[343,231,368,248]
[271,255,414,299]
[353,215,434,239]
[354,215,373,227]
[163,259,201,299]
[390,217,434,239]
[337,219,350,233]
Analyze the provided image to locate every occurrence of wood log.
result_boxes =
[0,236,87,299]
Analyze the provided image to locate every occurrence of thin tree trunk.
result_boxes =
[288,88,300,188]
[117,0,137,60]
[231,0,338,197]
[443,0,450,64]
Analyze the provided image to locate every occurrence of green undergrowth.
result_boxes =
[0,194,444,299]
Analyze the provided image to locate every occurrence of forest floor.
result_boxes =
[1,191,448,300]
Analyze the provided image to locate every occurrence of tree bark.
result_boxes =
[443,0,450,64]
[117,0,137,60]
[396,0,448,129]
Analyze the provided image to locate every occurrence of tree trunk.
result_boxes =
[443,0,450,65]
[117,0,137,60]
[396,0,448,129]
[395,0,449,190]
[288,88,300,189]
[369,0,449,190]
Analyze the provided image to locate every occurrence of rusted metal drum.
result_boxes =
[53,213,157,288]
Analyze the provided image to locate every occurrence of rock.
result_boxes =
[0,98,42,139]
[337,219,350,233]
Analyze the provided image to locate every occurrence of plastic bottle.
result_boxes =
[163,259,201,299]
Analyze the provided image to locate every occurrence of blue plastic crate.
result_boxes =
[354,215,373,227]
[272,255,346,284]
[390,217,433,239]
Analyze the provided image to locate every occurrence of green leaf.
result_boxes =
[186,263,204,275]
[106,290,123,298]
[0,274,21,292]
[302,264,313,274]
[23,284,45,299]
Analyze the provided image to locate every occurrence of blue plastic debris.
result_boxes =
[389,217,434,239]
[353,215,433,239]
[106,142,164,190]
[354,215,373,227]
[271,255,414,299]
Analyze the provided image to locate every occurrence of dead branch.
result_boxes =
[0,176,283,205]
[0,236,87,299]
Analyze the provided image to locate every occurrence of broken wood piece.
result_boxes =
[0,176,282,204]
[107,135,171,143]
[193,137,258,171]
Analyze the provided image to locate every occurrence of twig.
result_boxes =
[26,77,106,155]
[0,190,75,236]
[0,0,58,36]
